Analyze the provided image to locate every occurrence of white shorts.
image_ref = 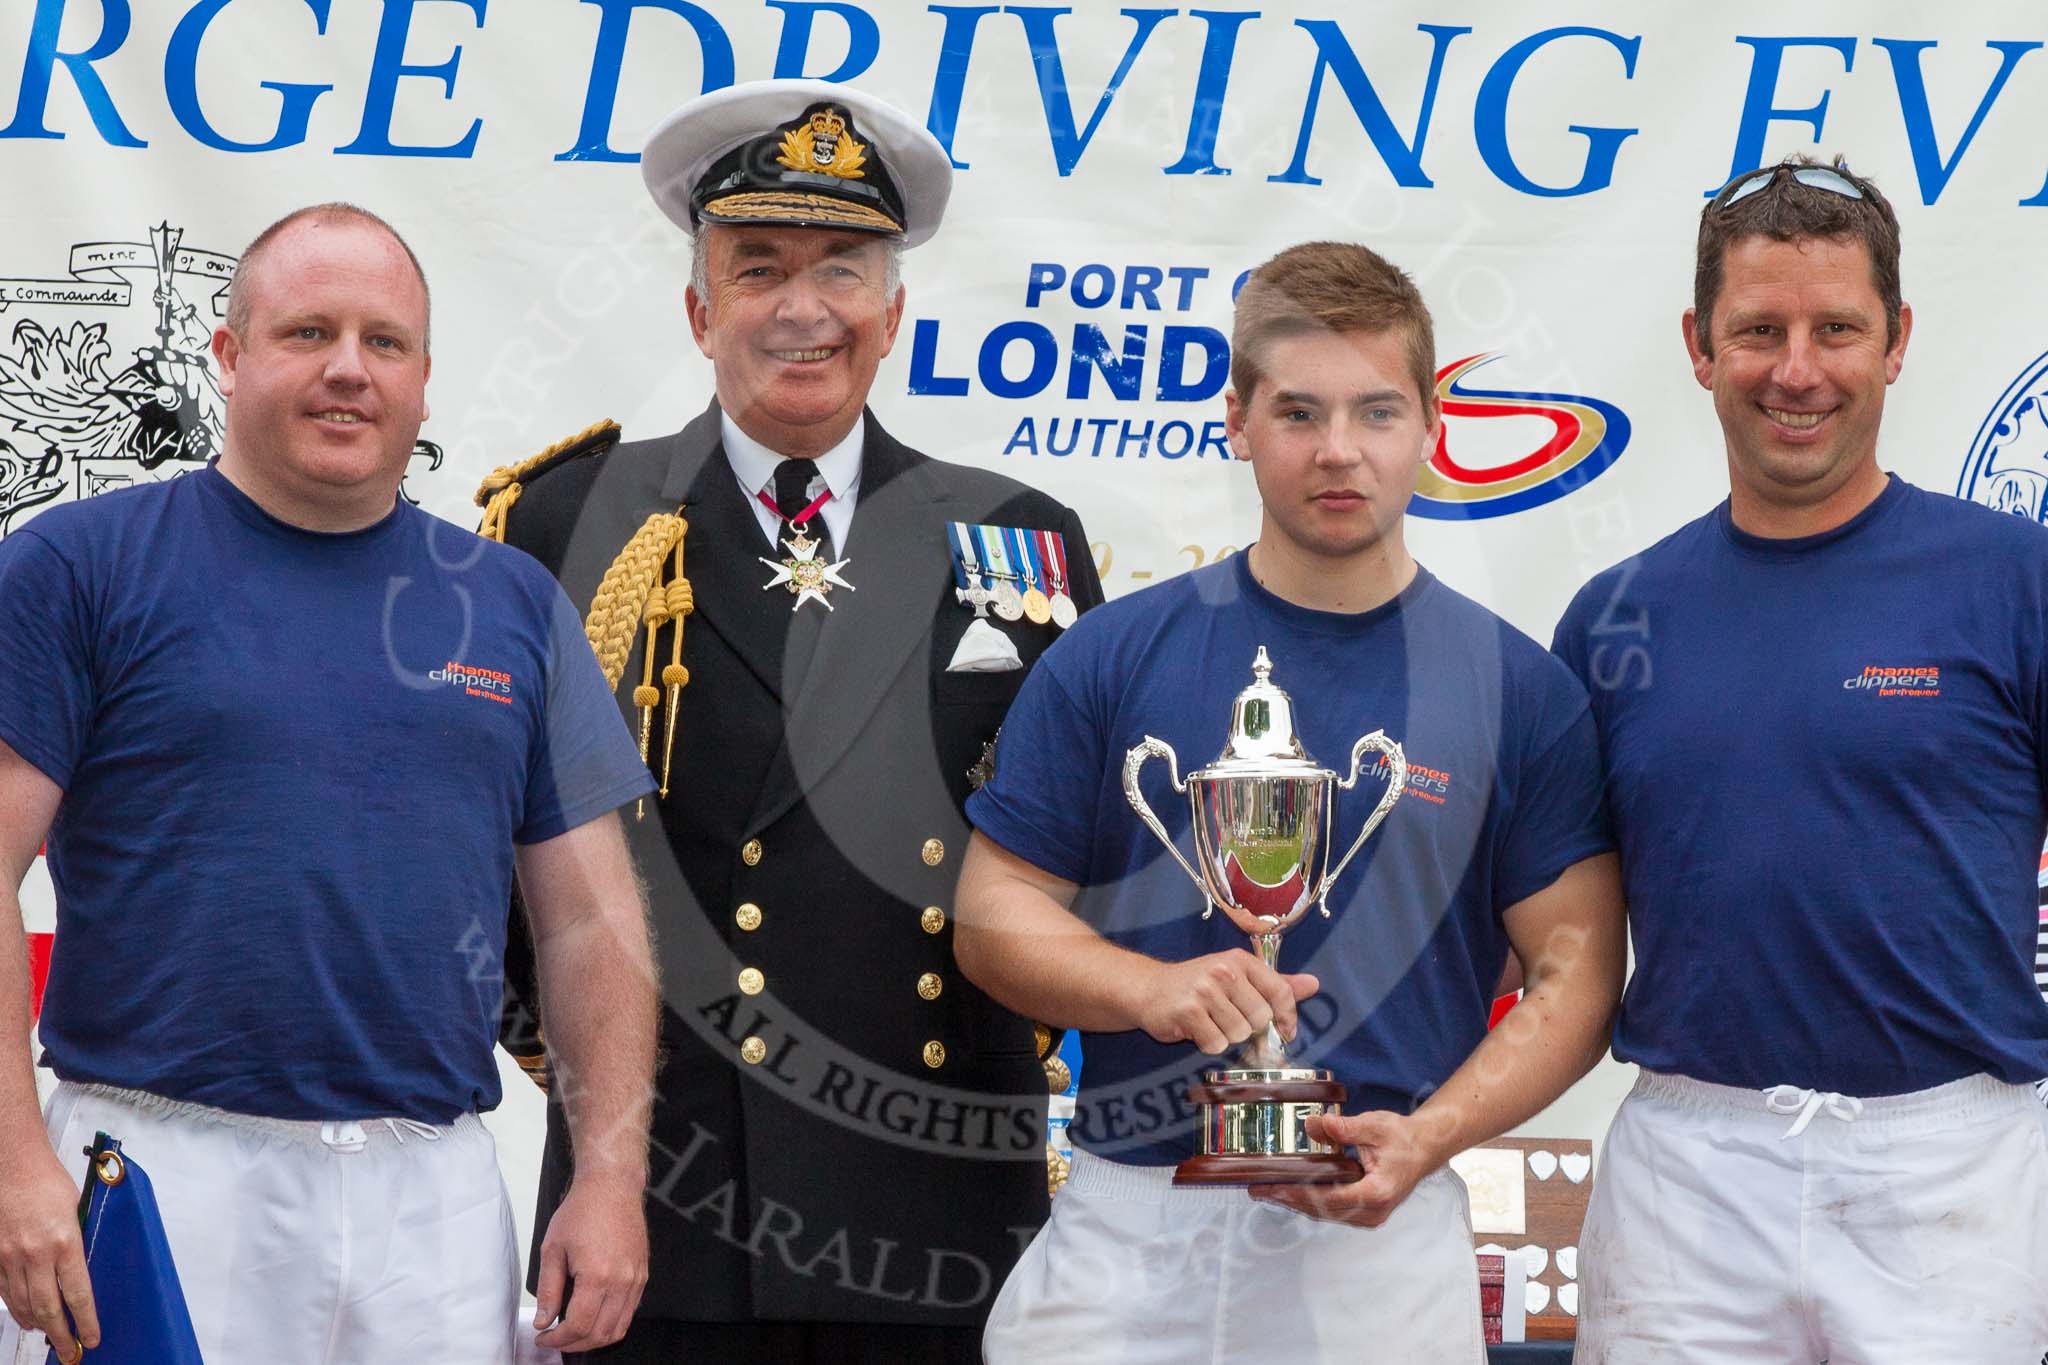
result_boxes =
[982,1149,1485,1365]
[1577,1069,2048,1365]
[0,1082,525,1365]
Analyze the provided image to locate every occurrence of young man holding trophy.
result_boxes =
[954,241,1627,1361]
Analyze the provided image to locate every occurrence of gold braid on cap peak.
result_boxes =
[586,510,693,815]
[474,418,621,543]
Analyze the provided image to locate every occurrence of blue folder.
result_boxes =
[46,1132,204,1365]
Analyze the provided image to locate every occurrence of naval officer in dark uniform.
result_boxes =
[476,80,1104,1364]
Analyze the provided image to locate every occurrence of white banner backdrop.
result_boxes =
[7,0,2047,1276]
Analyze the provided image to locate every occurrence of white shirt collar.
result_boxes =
[721,412,864,507]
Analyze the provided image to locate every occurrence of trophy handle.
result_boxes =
[1121,736,1212,911]
[1315,730,1408,911]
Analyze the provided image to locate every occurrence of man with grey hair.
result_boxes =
[478,80,1103,1363]
[0,202,657,1362]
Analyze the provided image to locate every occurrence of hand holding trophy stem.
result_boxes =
[1122,646,1409,1185]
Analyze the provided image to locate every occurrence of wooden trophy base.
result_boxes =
[1173,1074,1362,1185]
[1173,1152,1364,1185]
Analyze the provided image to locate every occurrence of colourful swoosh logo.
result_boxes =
[1411,354,1631,520]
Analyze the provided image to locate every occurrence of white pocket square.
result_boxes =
[946,618,1023,672]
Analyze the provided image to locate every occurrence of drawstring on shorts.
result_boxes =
[1764,1085,1865,1139]
[317,1118,446,1153]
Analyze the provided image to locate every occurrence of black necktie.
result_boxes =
[769,457,831,690]
[771,458,832,562]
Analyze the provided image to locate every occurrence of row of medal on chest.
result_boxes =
[947,522,1079,629]
[761,514,1077,629]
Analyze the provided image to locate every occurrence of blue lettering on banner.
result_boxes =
[336,0,488,159]
[980,321,1058,399]
[1715,36,1857,194]
[559,0,737,162]
[1008,6,1175,177]
[906,320,970,397]
[910,320,1229,404]
[924,4,998,169]
[1876,39,2040,205]
[1472,27,1640,198]
[1268,21,1470,188]
[768,1,880,82]
[166,0,336,153]
[1069,325,1146,400]
[1162,8,1256,176]
[913,257,1240,463]
[2,0,147,146]
[1157,326,1229,401]
[1025,263,1208,311]
[1000,417,1233,461]
[3,4,2046,203]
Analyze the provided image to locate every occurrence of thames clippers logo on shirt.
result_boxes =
[1376,753,1452,806]
[1956,349,2048,522]
[432,660,515,705]
[1842,665,1941,697]
[1410,354,1632,522]
[0,222,444,537]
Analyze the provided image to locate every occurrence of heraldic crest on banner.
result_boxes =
[0,221,444,536]
[0,222,226,530]
[1957,349,2048,526]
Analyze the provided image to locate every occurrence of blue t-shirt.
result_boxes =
[0,468,652,1121]
[1552,476,2048,1095]
[968,553,1610,1165]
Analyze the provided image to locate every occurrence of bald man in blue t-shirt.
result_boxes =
[0,205,656,1364]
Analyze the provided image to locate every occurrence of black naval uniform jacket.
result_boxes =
[498,403,1103,1328]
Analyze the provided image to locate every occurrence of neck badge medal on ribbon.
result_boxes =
[760,524,854,612]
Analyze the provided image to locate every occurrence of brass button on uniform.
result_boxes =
[916,972,943,1001]
[921,838,945,866]
[739,1036,767,1065]
[920,906,946,935]
[922,1040,946,1069]
[741,838,763,866]
[737,967,765,996]
[734,903,762,932]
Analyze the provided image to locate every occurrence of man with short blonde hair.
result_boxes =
[1228,238,1438,415]
[958,240,1624,1362]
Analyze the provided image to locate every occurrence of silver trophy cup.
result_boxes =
[1123,646,1407,1183]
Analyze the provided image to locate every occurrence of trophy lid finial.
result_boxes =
[1216,646,1315,765]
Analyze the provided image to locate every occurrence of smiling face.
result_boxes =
[1684,233,1911,534]
[1226,326,1439,566]
[687,224,903,458]
[212,216,430,531]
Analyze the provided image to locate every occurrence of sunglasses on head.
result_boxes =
[1720,164,1865,206]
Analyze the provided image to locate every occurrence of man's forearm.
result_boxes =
[531,892,657,1189]
[954,874,1159,1033]
[1408,929,1617,1168]
[956,832,1323,1055]
[0,887,47,1151]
